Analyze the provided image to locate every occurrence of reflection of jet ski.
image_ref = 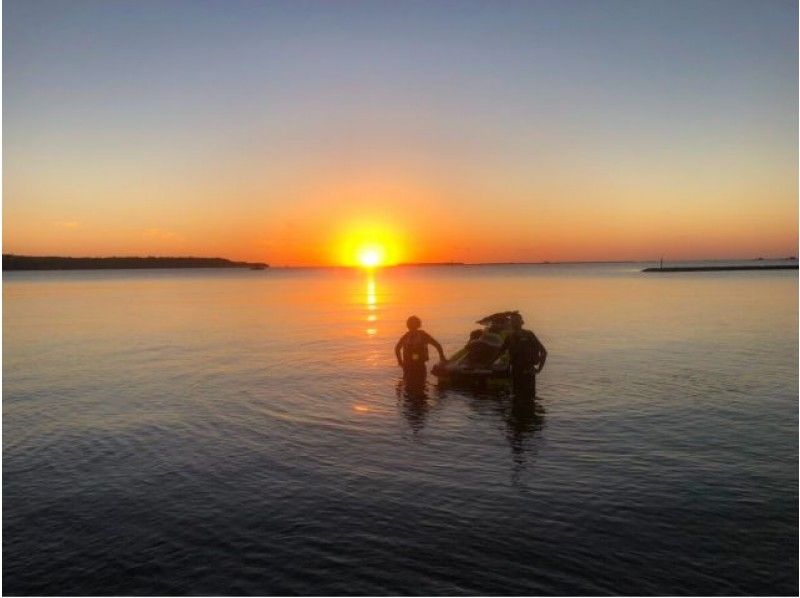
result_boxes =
[432,311,518,382]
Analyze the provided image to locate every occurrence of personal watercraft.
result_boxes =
[431,311,519,382]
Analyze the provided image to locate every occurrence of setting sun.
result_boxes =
[336,221,405,267]
[357,245,384,268]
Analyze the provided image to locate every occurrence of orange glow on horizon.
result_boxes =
[3,172,796,266]
[337,221,405,267]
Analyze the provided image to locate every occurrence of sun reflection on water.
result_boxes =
[365,272,378,336]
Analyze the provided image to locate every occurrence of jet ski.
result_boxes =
[432,311,518,382]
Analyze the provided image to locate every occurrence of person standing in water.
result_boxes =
[505,313,547,398]
[395,316,447,385]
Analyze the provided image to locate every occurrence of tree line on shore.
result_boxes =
[2,255,269,270]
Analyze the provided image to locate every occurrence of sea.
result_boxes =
[3,261,798,595]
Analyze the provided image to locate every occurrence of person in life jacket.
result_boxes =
[394,316,447,380]
[503,313,547,398]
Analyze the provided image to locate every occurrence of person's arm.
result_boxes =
[533,333,547,373]
[426,333,447,362]
[395,334,405,367]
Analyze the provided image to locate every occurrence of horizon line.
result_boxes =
[4,252,797,270]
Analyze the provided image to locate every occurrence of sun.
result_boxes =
[336,221,404,267]
[357,244,385,268]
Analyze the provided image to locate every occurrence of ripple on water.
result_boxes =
[4,266,797,594]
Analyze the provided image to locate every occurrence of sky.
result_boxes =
[4,0,797,266]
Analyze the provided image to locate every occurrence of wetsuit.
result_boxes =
[505,329,545,398]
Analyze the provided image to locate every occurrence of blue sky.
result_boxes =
[4,0,797,263]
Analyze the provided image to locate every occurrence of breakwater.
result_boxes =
[643,265,797,272]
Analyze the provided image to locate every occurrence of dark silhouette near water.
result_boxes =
[3,254,268,270]
[642,264,797,272]
[503,313,547,399]
[463,313,509,368]
[401,393,429,433]
[395,378,431,433]
[505,394,545,473]
[460,386,545,476]
[394,316,447,384]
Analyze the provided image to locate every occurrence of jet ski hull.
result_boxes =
[431,347,511,381]
[433,311,520,383]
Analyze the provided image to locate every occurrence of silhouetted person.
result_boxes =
[465,315,507,367]
[395,316,447,387]
[504,313,547,398]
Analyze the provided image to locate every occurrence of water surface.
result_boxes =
[4,263,798,595]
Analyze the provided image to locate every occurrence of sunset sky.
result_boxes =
[4,0,797,266]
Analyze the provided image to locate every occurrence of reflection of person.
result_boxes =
[504,313,547,397]
[395,316,447,384]
[395,378,444,434]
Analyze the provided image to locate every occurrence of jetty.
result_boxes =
[642,265,797,273]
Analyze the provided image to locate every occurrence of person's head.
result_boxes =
[484,314,503,332]
[406,315,421,330]
[510,313,524,330]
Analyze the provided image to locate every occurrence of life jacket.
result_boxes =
[402,330,429,363]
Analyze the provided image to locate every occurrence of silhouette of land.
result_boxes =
[3,255,268,271]
[643,265,797,273]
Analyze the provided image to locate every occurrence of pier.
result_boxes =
[642,265,798,273]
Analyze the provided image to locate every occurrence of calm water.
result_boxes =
[4,263,798,595]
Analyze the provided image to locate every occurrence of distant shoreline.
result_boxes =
[642,265,798,273]
[392,258,798,268]
[2,255,268,271]
[3,254,797,271]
